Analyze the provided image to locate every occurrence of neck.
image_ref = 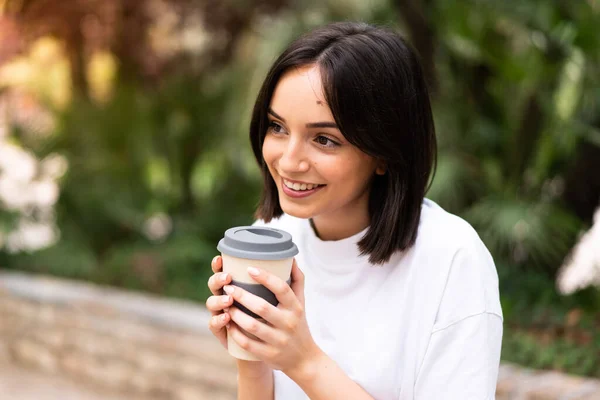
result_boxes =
[310,212,370,241]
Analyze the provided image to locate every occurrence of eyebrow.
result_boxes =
[268,108,338,129]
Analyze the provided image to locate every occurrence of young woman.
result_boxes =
[205,21,503,400]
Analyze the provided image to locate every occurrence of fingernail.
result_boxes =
[212,255,219,264]
[220,314,227,322]
[220,273,228,282]
[247,267,259,276]
[222,295,230,304]
[223,285,234,295]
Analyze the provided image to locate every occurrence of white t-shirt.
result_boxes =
[254,199,503,400]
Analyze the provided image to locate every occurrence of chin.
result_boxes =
[279,201,316,220]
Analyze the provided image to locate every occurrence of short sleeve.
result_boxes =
[414,229,503,399]
[414,312,503,399]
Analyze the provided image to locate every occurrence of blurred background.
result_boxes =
[0,0,599,385]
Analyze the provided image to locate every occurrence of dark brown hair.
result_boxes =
[249,21,437,264]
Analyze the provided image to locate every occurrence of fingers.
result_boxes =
[208,271,232,296]
[223,284,289,329]
[227,322,273,359]
[208,312,230,348]
[207,255,231,350]
[205,294,234,313]
[290,259,305,304]
[209,312,230,331]
[247,265,299,310]
[211,255,223,274]
[228,306,287,347]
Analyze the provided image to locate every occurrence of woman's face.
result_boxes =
[262,65,383,223]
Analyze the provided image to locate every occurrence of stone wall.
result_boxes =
[0,272,236,400]
[1,271,599,400]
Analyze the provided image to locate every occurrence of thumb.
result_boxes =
[290,258,305,303]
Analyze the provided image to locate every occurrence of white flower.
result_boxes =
[0,176,32,211]
[557,207,600,294]
[0,142,37,182]
[6,220,59,253]
[143,212,173,242]
[40,153,68,180]
[32,180,60,208]
[0,134,65,252]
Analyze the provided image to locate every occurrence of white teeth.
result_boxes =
[283,179,321,191]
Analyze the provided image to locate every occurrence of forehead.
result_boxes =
[270,65,334,121]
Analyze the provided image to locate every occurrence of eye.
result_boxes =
[268,121,286,134]
[315,135,339,148]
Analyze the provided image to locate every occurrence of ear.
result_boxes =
[375,161,386,176]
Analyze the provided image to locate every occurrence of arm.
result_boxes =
[237,361,274,400]
[287,349,374,400]
[204,256,274,400]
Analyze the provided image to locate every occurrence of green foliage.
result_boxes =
[502,332,600,378]
[466,197,581,270]
[499,264,600,378]
[3,233,97,279]
[0,209,18,238]
[3,64,261,300]
[426,0,600,275]
[499,264,600,322]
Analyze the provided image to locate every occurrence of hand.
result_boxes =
[224,259,321,375]
[205,255,234,349]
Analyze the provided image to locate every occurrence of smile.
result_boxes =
[283,179,323,191]
[281,178,325,198]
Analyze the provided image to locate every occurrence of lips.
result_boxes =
[282,178,323,191]
[280,177,325,199]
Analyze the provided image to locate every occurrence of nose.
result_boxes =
[278,137,310,173]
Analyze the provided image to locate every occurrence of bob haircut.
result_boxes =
[249,21,437,265]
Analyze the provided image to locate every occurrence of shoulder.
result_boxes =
[415,199,503,326]
[416,198,485,254]
[412,199,495,275]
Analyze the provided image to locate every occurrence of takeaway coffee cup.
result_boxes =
[217,226,299,361]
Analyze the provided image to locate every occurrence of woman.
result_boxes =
[206,21,503,399]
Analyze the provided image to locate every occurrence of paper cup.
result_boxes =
[217,226,298,361]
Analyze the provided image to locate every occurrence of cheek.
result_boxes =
[262,137,277,165]
[329,157,376,190]
[262,137,281,179]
